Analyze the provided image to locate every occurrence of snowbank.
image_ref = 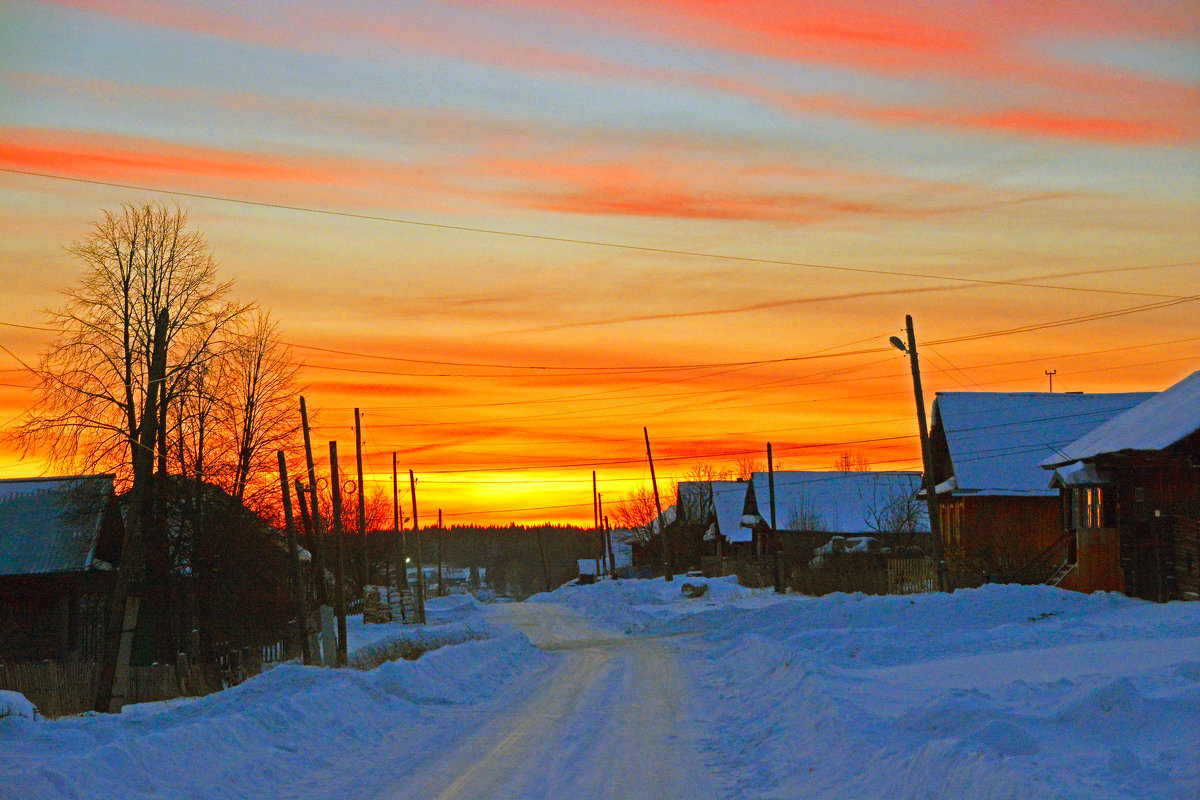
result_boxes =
[525,579,1200,799]
[0,633,551,799]
[0,690,37,722]
[527,574,760,633]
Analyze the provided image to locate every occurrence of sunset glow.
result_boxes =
[1,0,1197,525]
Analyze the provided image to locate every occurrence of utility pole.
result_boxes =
[277,451,310,664]
[534,526,551,592]
[409,470,426,624]
[593,471,602,579]
[768,442,782,594]
[299,397,329,606]
[601,493,616,579]
[393,453,407,596]
[329,442,348,665]
[437,508,444,597]
[644,427,673,582]
[604,515,616,580]
[1046,370,1056,392]
[890,315,945,591]
[354,408,368,590]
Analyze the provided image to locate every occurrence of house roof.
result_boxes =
[748,471,928,534]
[1040,371,1200,468]
[932,391,1153,496]
[0,475,116,576]
[648,504,676,534]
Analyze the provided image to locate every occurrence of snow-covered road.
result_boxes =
[374,603,717,800]
[4,579,1200,800]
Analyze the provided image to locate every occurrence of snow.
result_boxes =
[0,690,38,721]
[711,480,750,541]
[932,392,1152,495]
[3,581,1199,799]
[1041,370,1200,467]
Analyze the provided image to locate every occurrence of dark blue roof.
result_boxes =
[0,475,115,576]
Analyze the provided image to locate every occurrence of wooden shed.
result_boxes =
[0,475,123,663]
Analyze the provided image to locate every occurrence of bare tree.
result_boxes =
[213,310,302,513]
[611,485,660,545]
[785,495,827,532]
[672,461,733,527]
[734,455,761,481]
[15,201,247,485]
[860,481,923,536]
[833,451,870,472]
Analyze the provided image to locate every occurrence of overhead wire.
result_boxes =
[2,167,1190,301]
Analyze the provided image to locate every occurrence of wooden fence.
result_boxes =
[887,557,936,595]
[0,660,214,718]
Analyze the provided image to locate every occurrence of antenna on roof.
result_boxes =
[1045,369,1056,392]
[1043,442,1072,460]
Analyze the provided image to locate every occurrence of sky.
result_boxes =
[1,0,1198,526]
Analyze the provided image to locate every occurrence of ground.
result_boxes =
[2,579,1199,799]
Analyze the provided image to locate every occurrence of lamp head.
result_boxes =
[889,336,908,354]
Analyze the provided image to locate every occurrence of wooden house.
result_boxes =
[0,475,123,663]
[928,391,1151,582]
[675,480,752,561]
[1042,371,1200,601]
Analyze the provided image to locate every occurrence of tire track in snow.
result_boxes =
[375,603,722,800]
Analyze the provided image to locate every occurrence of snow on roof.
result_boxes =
[648,504,676,533]
[1047,461,1110,488]
[1040,371,1200,467]
[933,391,1153,496]
[0,475,115,576]
[749,471,928,534]
[711,481,750,542]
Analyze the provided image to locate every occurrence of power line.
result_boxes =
[290,294,1199,382]
[2,167,1190,300]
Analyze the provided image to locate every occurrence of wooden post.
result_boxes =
[602,493,617,579]
[354,408,368,590]
[644,427,673,581]
[277,451,311,664]
[901,315,945,591]
[393,453,407,594]
[409,470,426,624]
[329,442,348,666]
[593,472,602,579]
[768,442,782,594]
[535,527,551,592]
[436,508,444,597]
[604,515,616,579]
[299,397,329,606]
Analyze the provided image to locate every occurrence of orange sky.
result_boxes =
[1,1,1198,525]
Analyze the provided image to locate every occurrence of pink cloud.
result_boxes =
[45,1,1199,145]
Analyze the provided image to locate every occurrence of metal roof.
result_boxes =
[0,475,115,576]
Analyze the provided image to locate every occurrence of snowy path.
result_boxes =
[371,603,719,800]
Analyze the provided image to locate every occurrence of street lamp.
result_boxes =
[892,316,945,591]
